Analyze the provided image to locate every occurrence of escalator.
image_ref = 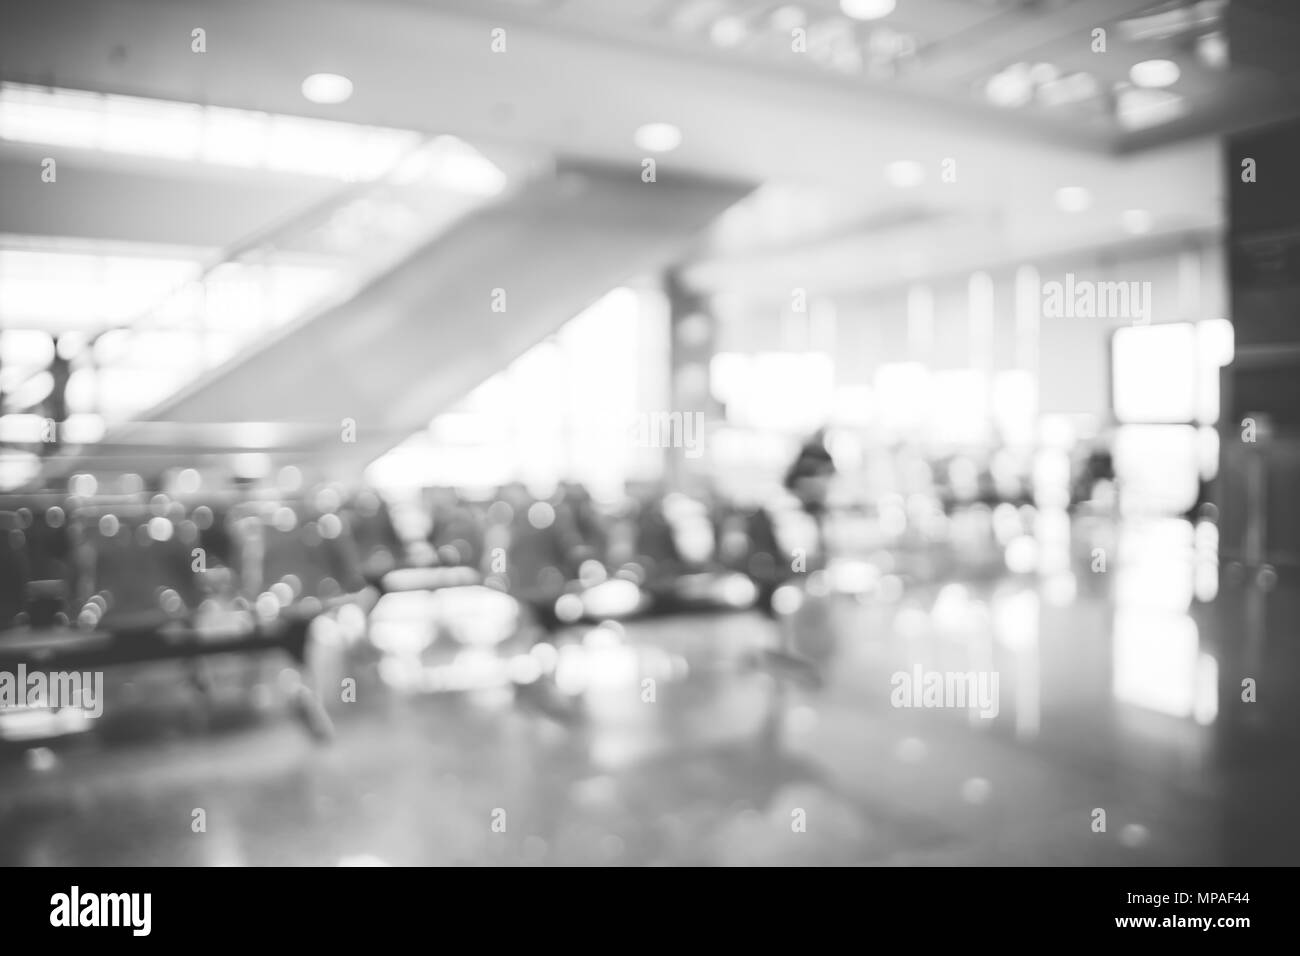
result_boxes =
[57,159,749,473]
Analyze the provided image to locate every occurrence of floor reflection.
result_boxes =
[1,514,1297,866]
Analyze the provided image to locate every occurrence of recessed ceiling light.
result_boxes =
[986,63,1033,108]
[635,122,682,153]
[1054,186,1091,213]
[1027,62,1060,85]
[1122,209,1153,234]
[710,16,748,48]
[771,5,806,31]
[886,160,925,188]
[1129,59,1181,88]
[301,73,353,105]
[841,0,896,22]
[1197,32,1229,70]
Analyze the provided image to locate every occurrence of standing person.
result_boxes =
[45,334,72,449]
[50,336,71,419]
[783,427,837,562]
[762,427,837,686]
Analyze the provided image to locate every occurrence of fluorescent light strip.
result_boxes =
[0,245,200,328]
[0,241,339,333]
[0,83,423,182]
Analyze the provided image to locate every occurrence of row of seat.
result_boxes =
[1,496,372,633]
[0,482,821,646]
[424,485,826,625]
[0,482,848,738]
[0,480,854,697]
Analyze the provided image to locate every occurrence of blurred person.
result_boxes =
[44,334,72,434]
[1070,433,1117,514]
[750,431,837,685]
[427,487,485,568]
[555,481,606,573]
[784,427,837,559]
[500,483,571,630]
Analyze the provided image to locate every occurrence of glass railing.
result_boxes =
[77,133,518,425]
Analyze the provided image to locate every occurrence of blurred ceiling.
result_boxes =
[1,0,1297,298]
[442,0,1298,153]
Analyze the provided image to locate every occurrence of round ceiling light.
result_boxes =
[986,63,1033,108]
[1054,186,1092,213]
[841,0,896,20]
[301,73,353,104]
[1129,59,1181,89]
[635,122,682,153]
[886,160,925,188]
[771,6,807,31]
[1121,209,1153,234]
[710,16,748,48]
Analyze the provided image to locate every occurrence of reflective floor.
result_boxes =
[2,515,1297,866]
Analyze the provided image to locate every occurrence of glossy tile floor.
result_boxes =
[2,516,1297,866]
